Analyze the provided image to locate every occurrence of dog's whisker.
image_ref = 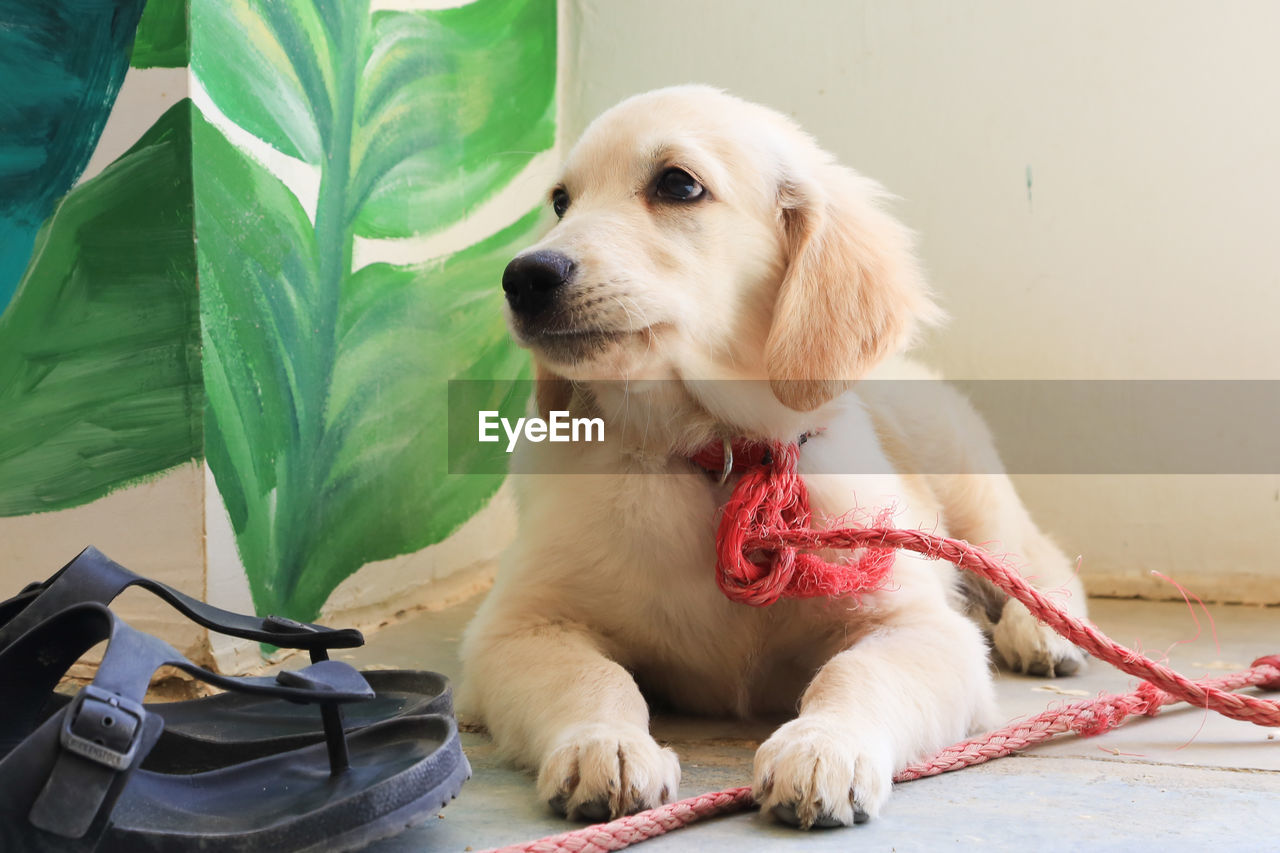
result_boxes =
[609,295,640,332]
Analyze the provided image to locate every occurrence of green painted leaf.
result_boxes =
[192,0,554,234]
[198,105,539,615]
[131,0,189,68]
[351,0,557,238]
[0,101,201,515]
[0,0,148,312]
[291,219,538,616]
[194,108,319,595]
[195,0,553,617]
[189,0,332,163]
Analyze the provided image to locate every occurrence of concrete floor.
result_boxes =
[335,597,1280,853]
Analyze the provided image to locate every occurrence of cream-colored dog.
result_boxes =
[460,86,1086,829]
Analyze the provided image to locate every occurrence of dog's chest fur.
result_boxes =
[503,411,918,717]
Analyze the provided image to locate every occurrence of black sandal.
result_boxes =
[0,547,451,771]
[0,603,468,852]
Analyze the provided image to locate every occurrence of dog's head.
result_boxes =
[503,86,940,418]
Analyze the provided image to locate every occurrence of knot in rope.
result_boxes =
[694,439,895,607]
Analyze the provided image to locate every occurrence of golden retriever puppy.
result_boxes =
[459,86,1086,829]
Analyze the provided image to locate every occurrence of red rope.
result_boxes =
[484,441,1280,853]
[711,442,896,606]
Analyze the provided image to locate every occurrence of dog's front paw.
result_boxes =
[753,715,893,829]
[992,598,1085,677]
[537,723,680,822]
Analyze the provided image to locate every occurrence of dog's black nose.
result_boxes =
[502,250,575,318]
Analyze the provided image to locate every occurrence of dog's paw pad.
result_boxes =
[537,724,680,822]
[771,802,868,828]
[753,716,890,830]
[993,599,1086,678]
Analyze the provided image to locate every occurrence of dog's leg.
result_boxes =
[984,514,1087,677]
[753,596,995,828]
[867,376,1088,677]
[934,472,1088,677]
[461,621,680,821]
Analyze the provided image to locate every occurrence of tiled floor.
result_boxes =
[340,597,1280,853]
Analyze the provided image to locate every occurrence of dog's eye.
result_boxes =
[551,188,570,218]
[655,168,705,202]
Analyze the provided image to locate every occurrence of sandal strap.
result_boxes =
[0,604,374,843]
[0,547,364,658]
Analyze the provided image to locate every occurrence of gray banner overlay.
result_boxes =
[448,380,1280,475]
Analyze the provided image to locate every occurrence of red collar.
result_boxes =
[689,432,816,483]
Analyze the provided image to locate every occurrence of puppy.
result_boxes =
[459,86,1086,829]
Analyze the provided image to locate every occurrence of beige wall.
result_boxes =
[0,465,209,660]
[564,0,1280,601]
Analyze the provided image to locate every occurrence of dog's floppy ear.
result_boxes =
[534,360,573,418]
[765,166,940,411]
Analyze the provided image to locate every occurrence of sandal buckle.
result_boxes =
[60,685,145,771]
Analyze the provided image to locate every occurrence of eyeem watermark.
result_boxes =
[449,379,1280,475]
[478,410,604,453]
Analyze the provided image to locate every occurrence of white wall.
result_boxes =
[564,0,1280,601]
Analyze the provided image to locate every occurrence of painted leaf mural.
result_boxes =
[0,0,147,313]
[193,0,555,619]
[131,0,191,69]
[0,103,201,515]
[0,1,203,516]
